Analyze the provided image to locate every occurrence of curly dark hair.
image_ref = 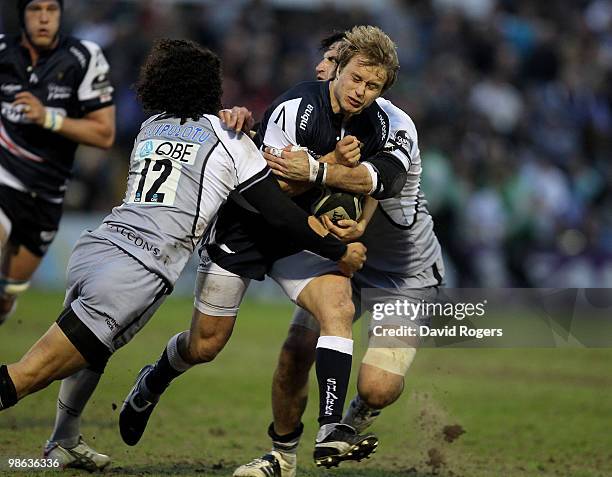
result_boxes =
[135,38,222,120]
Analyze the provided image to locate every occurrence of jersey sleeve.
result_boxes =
[77,40,114,114]
[379,102,418,172]
[361,100,419,199]
[212,120,271,193]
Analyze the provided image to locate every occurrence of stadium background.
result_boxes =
[3,0,612,292]
[1,2,612,476]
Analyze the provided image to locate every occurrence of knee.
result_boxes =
[318,300,355,336]
[358,383,403,409]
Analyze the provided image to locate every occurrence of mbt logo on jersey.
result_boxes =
[299,104,314,131]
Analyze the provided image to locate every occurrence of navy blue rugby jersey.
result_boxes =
[204,80,409,279]
[0,34,114,201]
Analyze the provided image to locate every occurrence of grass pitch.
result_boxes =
[1,290,611,476]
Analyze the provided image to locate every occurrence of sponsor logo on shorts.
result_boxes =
[40,230,57,244]
[105,315,119,331]
[106,223,161,256]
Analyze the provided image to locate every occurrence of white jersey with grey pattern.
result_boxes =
[361,98,442,277]
[91,114,269,285]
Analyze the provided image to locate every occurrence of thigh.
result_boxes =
[10,323,88,398]
[0,187,62,258]
[269,251,339,303]
[296,273,353,336]
[65,234,169,354]
[194,260,251,317]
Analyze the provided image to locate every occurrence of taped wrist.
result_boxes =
[43,109,65,132]
[292,146,326,185]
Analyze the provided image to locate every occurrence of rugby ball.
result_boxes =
[312,187,364,223]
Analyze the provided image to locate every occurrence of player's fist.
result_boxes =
[13,92,45,126]
[218,106,255,134]
[337,242,366,277]
[334,135,361,167]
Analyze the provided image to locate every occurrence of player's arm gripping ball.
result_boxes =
[322,195,378,243]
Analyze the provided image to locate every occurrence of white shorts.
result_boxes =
[291,257,445,332]
[268,251,339,302]
[194,255,251,317]
[64,233,169,354]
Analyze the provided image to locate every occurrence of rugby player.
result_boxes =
[0,38,365,471]
[233,30,444,477]
[0,0,115,326]
[119,26,409,471]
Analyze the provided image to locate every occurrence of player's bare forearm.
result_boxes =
[277,178,314,197]
[58,106,116,149]
[319,151,337,164]
[360,196,378,227]
[325,163,373,195]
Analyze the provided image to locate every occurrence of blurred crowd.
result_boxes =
[2,0,611,287]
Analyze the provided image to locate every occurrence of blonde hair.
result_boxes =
[336,25,399,92]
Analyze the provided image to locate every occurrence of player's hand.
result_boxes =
[218,106,255,134]
[334,135,361,167]
[13,92,45,126]
[337,242,366,277]
[263,145,310,182]
[322,215,366,243]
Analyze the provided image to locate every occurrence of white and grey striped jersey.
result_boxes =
[361,98,443,277]
[92,114,269,285]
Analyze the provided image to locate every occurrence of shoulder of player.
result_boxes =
[273,81,326,114]
[278,80,324,102]
[61,37,105,71]
[374,97,418,140]
[201,114,257,156]
[265,81,325,133]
